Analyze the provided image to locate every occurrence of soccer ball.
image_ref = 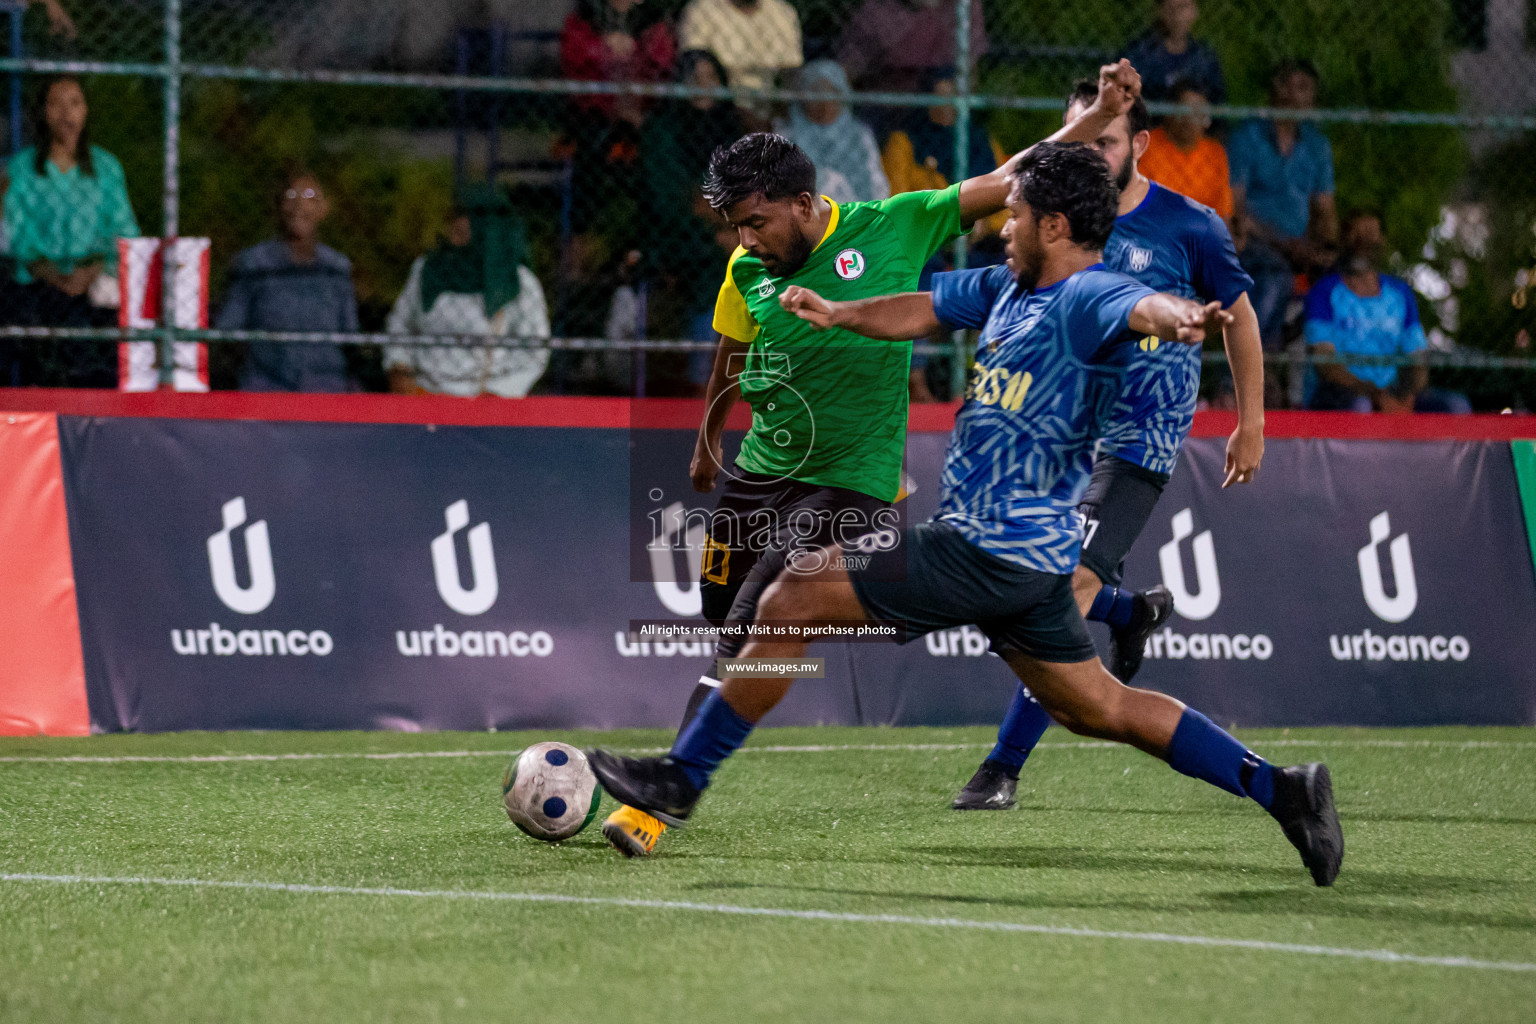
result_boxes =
[501,742,602,842]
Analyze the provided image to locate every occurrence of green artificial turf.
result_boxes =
[2,726,1533,1023]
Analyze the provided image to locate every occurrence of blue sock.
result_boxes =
[1165,708,1277,811]
[669,689,755,792]
[1087,585,1136,628]
[988,685,1053,775]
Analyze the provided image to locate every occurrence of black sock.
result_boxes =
[676,679,720,739]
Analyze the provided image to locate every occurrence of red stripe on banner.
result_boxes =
[0,389,1532,439]
[0,412,90,736]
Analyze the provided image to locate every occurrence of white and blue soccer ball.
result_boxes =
[502,741,602,842]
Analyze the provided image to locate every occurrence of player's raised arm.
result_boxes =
[1129,295,1235,344]
[957,59,1143,226]
[779,285,942,341]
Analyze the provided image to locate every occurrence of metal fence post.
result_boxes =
[159,0,181,386]
[949,0,972,395]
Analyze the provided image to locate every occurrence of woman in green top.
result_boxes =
[3,76,139,385]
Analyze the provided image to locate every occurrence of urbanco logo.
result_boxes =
[1357,511,1417,623]
[432,500,499,616]
[648,501,705,616]
[1158,508,1220,621]
[207,497,276,614]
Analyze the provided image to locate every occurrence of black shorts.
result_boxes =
[848,520,1097,664]
[700,467,893,628]
[1077,453,1171,587]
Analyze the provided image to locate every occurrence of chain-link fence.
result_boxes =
[1,0,1534,409]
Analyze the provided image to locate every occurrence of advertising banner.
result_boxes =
[1119,439,1536,726]
[0,413,90,736]
[52,415,1536,733]
[56,417,858,733]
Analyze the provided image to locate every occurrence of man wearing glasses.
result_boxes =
[216,171,361,392]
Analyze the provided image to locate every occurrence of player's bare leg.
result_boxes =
[953,562,1170,811]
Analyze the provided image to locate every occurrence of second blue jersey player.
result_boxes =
[950,78,1268,812]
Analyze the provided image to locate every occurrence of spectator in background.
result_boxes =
[560,0,675,126]
[1305,209,1469,413]
[642,50,744,243]
[25,0,76,41]
[678,0,802,95]
[642,49,745,388]
[1228,59,1337,348]
[838,0,986,96]
[775,60,888,204]
[881,68,1004,401]
[1139,79,1233,222]
[560,0,676,258]
[1122,0,1225,104]
[882,69,1003,223]
[217,171,359,392]
[385,187,549,399]
[3,76,138,386]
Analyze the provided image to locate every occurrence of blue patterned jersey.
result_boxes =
[1098,183,1252,475]
[931,264,1156,573]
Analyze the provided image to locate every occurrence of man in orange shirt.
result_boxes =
[1139,79,1233,222]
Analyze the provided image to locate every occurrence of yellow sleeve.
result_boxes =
[882,131,917,197]
[711,248,760,342]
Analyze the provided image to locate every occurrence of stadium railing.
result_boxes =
[0,0,1532,412]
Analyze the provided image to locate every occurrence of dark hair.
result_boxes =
[1166,77,1209,103]
[1066,78,1151,139]
[701,133,817,212]
[678,48,730,92]
[1271,58,1320,87]
[1011,141,1119,250]
[1341,207,1385,232]
[31,76,93,178]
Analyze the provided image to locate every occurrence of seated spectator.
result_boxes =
[560,0,677,256]
[837,0,986,96]
[384,188,550,399]
[882,69,1004,231]
[1305,210,1468,414]
[1122,0,1226,104]
[23,0,76,41]
[216,171,359,392]
[1228,59,1337,348]
[678,0,802,95]
[641,50,746,388]
[774,60,888,204]
[1139,79,1233,222]
[642,50,744,242]
[3,76,138,386]
[560,0,675,127]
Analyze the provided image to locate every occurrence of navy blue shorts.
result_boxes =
[847,520,1097,663]
[1077,454,1170,587]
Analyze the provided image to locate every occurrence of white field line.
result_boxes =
[1,872,1531,974]
[1,737,1534,765]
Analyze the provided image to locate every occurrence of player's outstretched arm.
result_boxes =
[1129,295,1234,344]
[958,59,1143,225]
[779,285,942,341]
[1219,292,1266,487]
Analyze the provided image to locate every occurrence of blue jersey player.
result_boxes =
[587,143,1343,888]
[951,79,1268,813]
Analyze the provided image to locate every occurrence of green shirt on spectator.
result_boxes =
[3,146,139,284]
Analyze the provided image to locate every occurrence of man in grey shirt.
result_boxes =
[217,171,359,392]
